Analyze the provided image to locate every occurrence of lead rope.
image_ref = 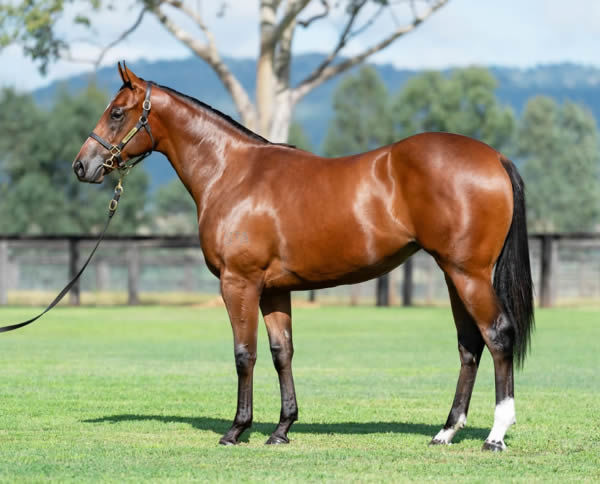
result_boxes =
[0,178,126,333]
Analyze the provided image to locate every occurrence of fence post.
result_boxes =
[308,290,316,303]
[0,241,8,305]
[69,238,81,306]
[539,235,556,308]
[127,243,140,306]
[402,258,414,307]
[376,275,389,307]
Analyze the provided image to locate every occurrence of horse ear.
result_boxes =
[117,61,129,86]
[122,61,143,88]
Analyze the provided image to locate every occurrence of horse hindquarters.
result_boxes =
[431,158,534,451]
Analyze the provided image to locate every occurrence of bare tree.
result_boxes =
[1,0,449,141]
[153,0,448,140]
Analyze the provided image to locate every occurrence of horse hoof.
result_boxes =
[482,440,506,452]
[265,434,289,445]
[429,438,449,446]
[219,436,238,446]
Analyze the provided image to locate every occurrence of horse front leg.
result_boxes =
[218,271,261,445]
[260,290,298,444]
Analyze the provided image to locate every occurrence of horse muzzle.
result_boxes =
[73,158,105,184]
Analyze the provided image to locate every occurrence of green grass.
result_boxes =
[0,305,598,482]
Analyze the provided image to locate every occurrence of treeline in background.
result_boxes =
[1,64,599,235]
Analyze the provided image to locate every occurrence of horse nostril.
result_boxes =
[74,160,85,178]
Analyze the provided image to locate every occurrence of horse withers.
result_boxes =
[74,63,534,451]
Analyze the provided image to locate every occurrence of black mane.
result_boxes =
[150,82,291,146]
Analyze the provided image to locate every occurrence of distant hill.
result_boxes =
[34,55,600,190]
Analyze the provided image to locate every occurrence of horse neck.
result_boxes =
[153,91,264,214]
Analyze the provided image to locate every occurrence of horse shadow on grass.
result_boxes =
[82,414,489,444]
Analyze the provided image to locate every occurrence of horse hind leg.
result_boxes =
[439,265,516,451]
[430,274,485,446]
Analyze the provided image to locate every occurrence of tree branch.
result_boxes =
[298,0,330,28]
[152,3,257,126]
[294,0,367,93]
[161,0,213,39]
[347,3,386,40]
[293,0,449,102]
[263,0,311,49]
[93,7,147,69]
[275,11,296,92]
[57,8,147,71]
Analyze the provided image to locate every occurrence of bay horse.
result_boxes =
[73,63,534,451]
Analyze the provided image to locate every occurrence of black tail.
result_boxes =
[494,158,535,368]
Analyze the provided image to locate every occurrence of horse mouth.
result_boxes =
[88,164,106,184]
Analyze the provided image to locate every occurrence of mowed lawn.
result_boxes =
[0,305,598,482]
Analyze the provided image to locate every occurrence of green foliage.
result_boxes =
[323,66,395,157]
[325,66,600,232]
[287,122,314,152]
[0,306,598,480]
[0,84,149,234]
[0,1,114,72]
[153,179,197,234]
[393,67,516,151]
[518,97,600,231]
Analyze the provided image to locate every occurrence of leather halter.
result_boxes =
[89,82,156,172]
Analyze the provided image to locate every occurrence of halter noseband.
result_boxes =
[89,82,156,172]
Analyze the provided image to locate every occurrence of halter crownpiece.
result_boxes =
[89,82,156,172]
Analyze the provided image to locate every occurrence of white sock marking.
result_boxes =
[433,413,467,444]
[486,398,515,447]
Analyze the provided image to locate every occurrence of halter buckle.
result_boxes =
[110,146,121,156]
[143,100,151,111]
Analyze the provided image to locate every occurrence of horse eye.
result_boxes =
[111,108,124,121]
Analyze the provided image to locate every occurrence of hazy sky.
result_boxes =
[1,0,598,91]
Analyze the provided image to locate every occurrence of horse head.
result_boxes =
[73,62,155,183]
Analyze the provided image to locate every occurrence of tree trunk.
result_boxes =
[269,93,295,142]
[257,51,275,136]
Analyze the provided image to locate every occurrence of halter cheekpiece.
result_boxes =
[89,82,156,172]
